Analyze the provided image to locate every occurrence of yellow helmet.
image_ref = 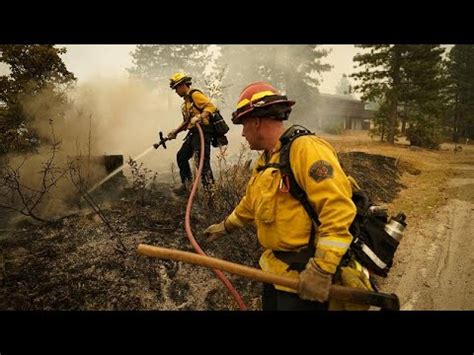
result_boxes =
[169,72,192,89]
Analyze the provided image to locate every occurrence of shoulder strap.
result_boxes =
[279,126,321,250]
[256,125,321,251]
[256,163,282,172]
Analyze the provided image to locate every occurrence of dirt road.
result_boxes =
[381,159,474,310]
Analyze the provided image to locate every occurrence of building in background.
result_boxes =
[311,93,375,131]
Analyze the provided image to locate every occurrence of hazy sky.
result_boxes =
[61,45,135,81]
[2,45,452,97]
[58,45,360,95]
[318,45,359,94]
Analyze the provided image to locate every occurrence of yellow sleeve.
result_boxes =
[290,136,356,274]
[191,91,217,114]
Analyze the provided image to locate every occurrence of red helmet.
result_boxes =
[231,82,295,124]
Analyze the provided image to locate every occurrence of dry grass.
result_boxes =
[199,144,253,222]
[321,130,474,227]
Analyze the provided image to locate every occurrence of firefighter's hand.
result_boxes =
[298,258,333,303]
[167,130,177,140]
[189,115,202,127]
[203,220,228,242]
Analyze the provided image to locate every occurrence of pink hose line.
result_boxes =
[184,123,247,310]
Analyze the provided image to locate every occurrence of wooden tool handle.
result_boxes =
[137,244,400,310]
[138,243,299,290]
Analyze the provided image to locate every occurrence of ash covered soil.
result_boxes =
[0,152,409,310]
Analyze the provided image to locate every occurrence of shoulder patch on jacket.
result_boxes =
[309,160,333,182]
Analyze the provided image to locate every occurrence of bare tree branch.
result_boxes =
[0,120,67,223]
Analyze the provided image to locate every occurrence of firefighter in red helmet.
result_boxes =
[204,82,358,310]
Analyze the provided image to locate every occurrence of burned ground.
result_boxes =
[0,189,262,310]
[0,151,408,310]
[339,151,407,204]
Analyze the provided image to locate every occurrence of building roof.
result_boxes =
[318,92,361,103]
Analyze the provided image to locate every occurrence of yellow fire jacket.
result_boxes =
[226,134,356,292]
[181,90,216,130]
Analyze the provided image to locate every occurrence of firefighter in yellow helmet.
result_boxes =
[203,82,357,310]
[167,72,217,194]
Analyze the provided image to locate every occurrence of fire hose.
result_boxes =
[146,123,400,310]
[183,123,247,310]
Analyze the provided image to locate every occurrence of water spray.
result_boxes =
[86,146,155,194]
[86,132,169,195]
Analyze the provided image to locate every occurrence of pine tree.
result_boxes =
[127,45,213,91]
[352,45,446,147]
[335,74,353,97]
[401,45,446,148]
[351,45,404,143]
[446,45,474,141]
[218,45,331,122]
